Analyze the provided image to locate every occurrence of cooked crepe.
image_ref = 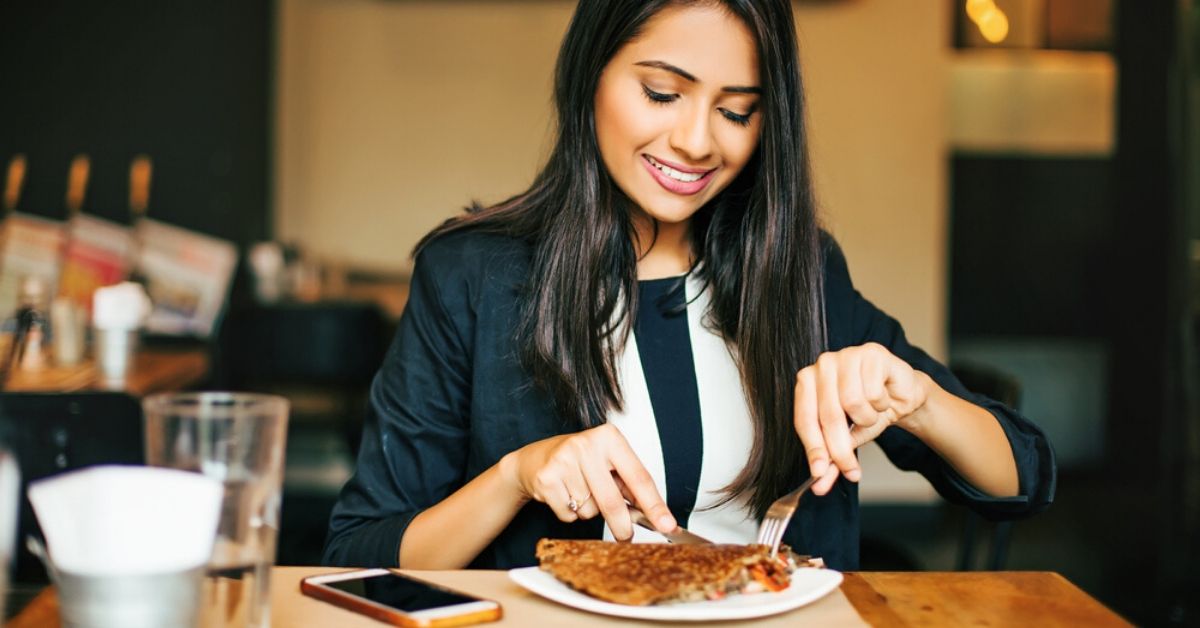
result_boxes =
[535,538,803,606]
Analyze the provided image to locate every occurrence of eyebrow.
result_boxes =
[634,60,762,95]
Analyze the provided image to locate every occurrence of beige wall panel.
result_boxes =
[795,1,950,358]
[276,0,573,271]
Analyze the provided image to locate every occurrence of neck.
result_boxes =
[633,214,692,279]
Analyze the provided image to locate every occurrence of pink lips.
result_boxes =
[641,155,717,196]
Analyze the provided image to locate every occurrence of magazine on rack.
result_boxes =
[134,218,237,338]
[0,213,66,321]
[57,214,135,312]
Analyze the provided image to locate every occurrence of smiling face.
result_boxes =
[594,3,763,229]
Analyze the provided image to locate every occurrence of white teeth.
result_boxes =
[647,156,705,183]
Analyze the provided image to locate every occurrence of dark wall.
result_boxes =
[947,8,1175,471]
[1106,2,1176,620]
[949,2,1185,623]
[0,1,272,246]
[949,156,1116,338]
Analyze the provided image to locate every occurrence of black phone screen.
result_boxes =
[325,573,480,612]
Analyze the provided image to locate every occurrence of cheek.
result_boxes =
[595,82,660,156]
[716,125,761,172]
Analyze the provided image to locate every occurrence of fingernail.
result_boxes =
[658,515,676,530]
[813,459,828,477]
[846,468,862,482]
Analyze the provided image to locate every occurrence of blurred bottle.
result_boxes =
[283,243,322,303]
[50,297,86,366]
[247,242,284,304]
[12,275,49,372]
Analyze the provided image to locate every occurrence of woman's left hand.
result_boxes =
[793,342,933,495]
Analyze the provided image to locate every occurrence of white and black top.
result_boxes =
[325,230,1056,571]
[604,273,758,543]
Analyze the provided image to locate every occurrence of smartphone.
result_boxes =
[301,569,502,627]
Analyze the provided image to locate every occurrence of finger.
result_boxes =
[849,425,878,449]
[883,356,919,411]
[533,468,578,522]
[580,456,636,541]
[563,469,597,520]
[575,495,600,520]
[613,475,634,503]
[812,465,841,496]
[611,475,650,525]
[610,440,674,532]
[793,366,829,478]
[816,353,860,482]
[837,348,879,430]
[813,426,869,496]
[612,473,674,533]
[860,344,890,413]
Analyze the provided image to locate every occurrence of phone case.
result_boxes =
[300,570,502,628]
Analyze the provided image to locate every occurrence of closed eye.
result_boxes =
[642,84,678,104]
[642,84,756,128]
[720,108,753,127]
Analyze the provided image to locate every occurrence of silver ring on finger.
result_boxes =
[567,493,591,513]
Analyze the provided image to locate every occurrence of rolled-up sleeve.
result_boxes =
[822,236,1056,520]
[323,241,474,567]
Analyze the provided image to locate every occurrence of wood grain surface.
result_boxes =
[3,347,208,396]
[7,568,1133,627]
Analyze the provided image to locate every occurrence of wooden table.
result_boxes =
[3,347,208,396]
[6,567,1132,627]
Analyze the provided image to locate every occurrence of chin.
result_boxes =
[641,208,699,225]
[637,196,706,224]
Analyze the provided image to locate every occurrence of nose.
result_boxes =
[667,101,714,163]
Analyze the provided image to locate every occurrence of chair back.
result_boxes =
[951,361,1022,408]
[217,302,389,387]
[214,301,391,565]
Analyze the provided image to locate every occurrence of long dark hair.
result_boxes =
[416,0,825,516]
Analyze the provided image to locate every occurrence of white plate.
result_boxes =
[508,566,843,622]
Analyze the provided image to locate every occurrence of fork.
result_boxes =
[758,424,865,557]
[755,468,836,558]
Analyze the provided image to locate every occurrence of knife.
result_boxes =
[627,505,714,545]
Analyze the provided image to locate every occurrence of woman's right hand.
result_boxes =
[500,423,676,540]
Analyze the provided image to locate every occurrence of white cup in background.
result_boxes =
[93,327,139,386]
[92,283,151,387]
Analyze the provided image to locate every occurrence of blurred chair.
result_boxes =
[217,301,388,389]
[216,300,390,454]
[858,505,926,571]
[0,392,144,583]
[215,301,390,565]
[950,361,1021,571]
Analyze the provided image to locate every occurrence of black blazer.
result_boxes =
[323,230,1056,571]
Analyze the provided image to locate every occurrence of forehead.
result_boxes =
[614,4,760,84]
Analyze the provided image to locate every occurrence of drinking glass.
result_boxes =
[143,393,288,628]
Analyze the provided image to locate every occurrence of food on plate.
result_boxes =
[534,538,823,606]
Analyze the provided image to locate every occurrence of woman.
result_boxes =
[324,0,1055,572]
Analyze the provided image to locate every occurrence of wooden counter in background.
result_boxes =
[3,348,209,396]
